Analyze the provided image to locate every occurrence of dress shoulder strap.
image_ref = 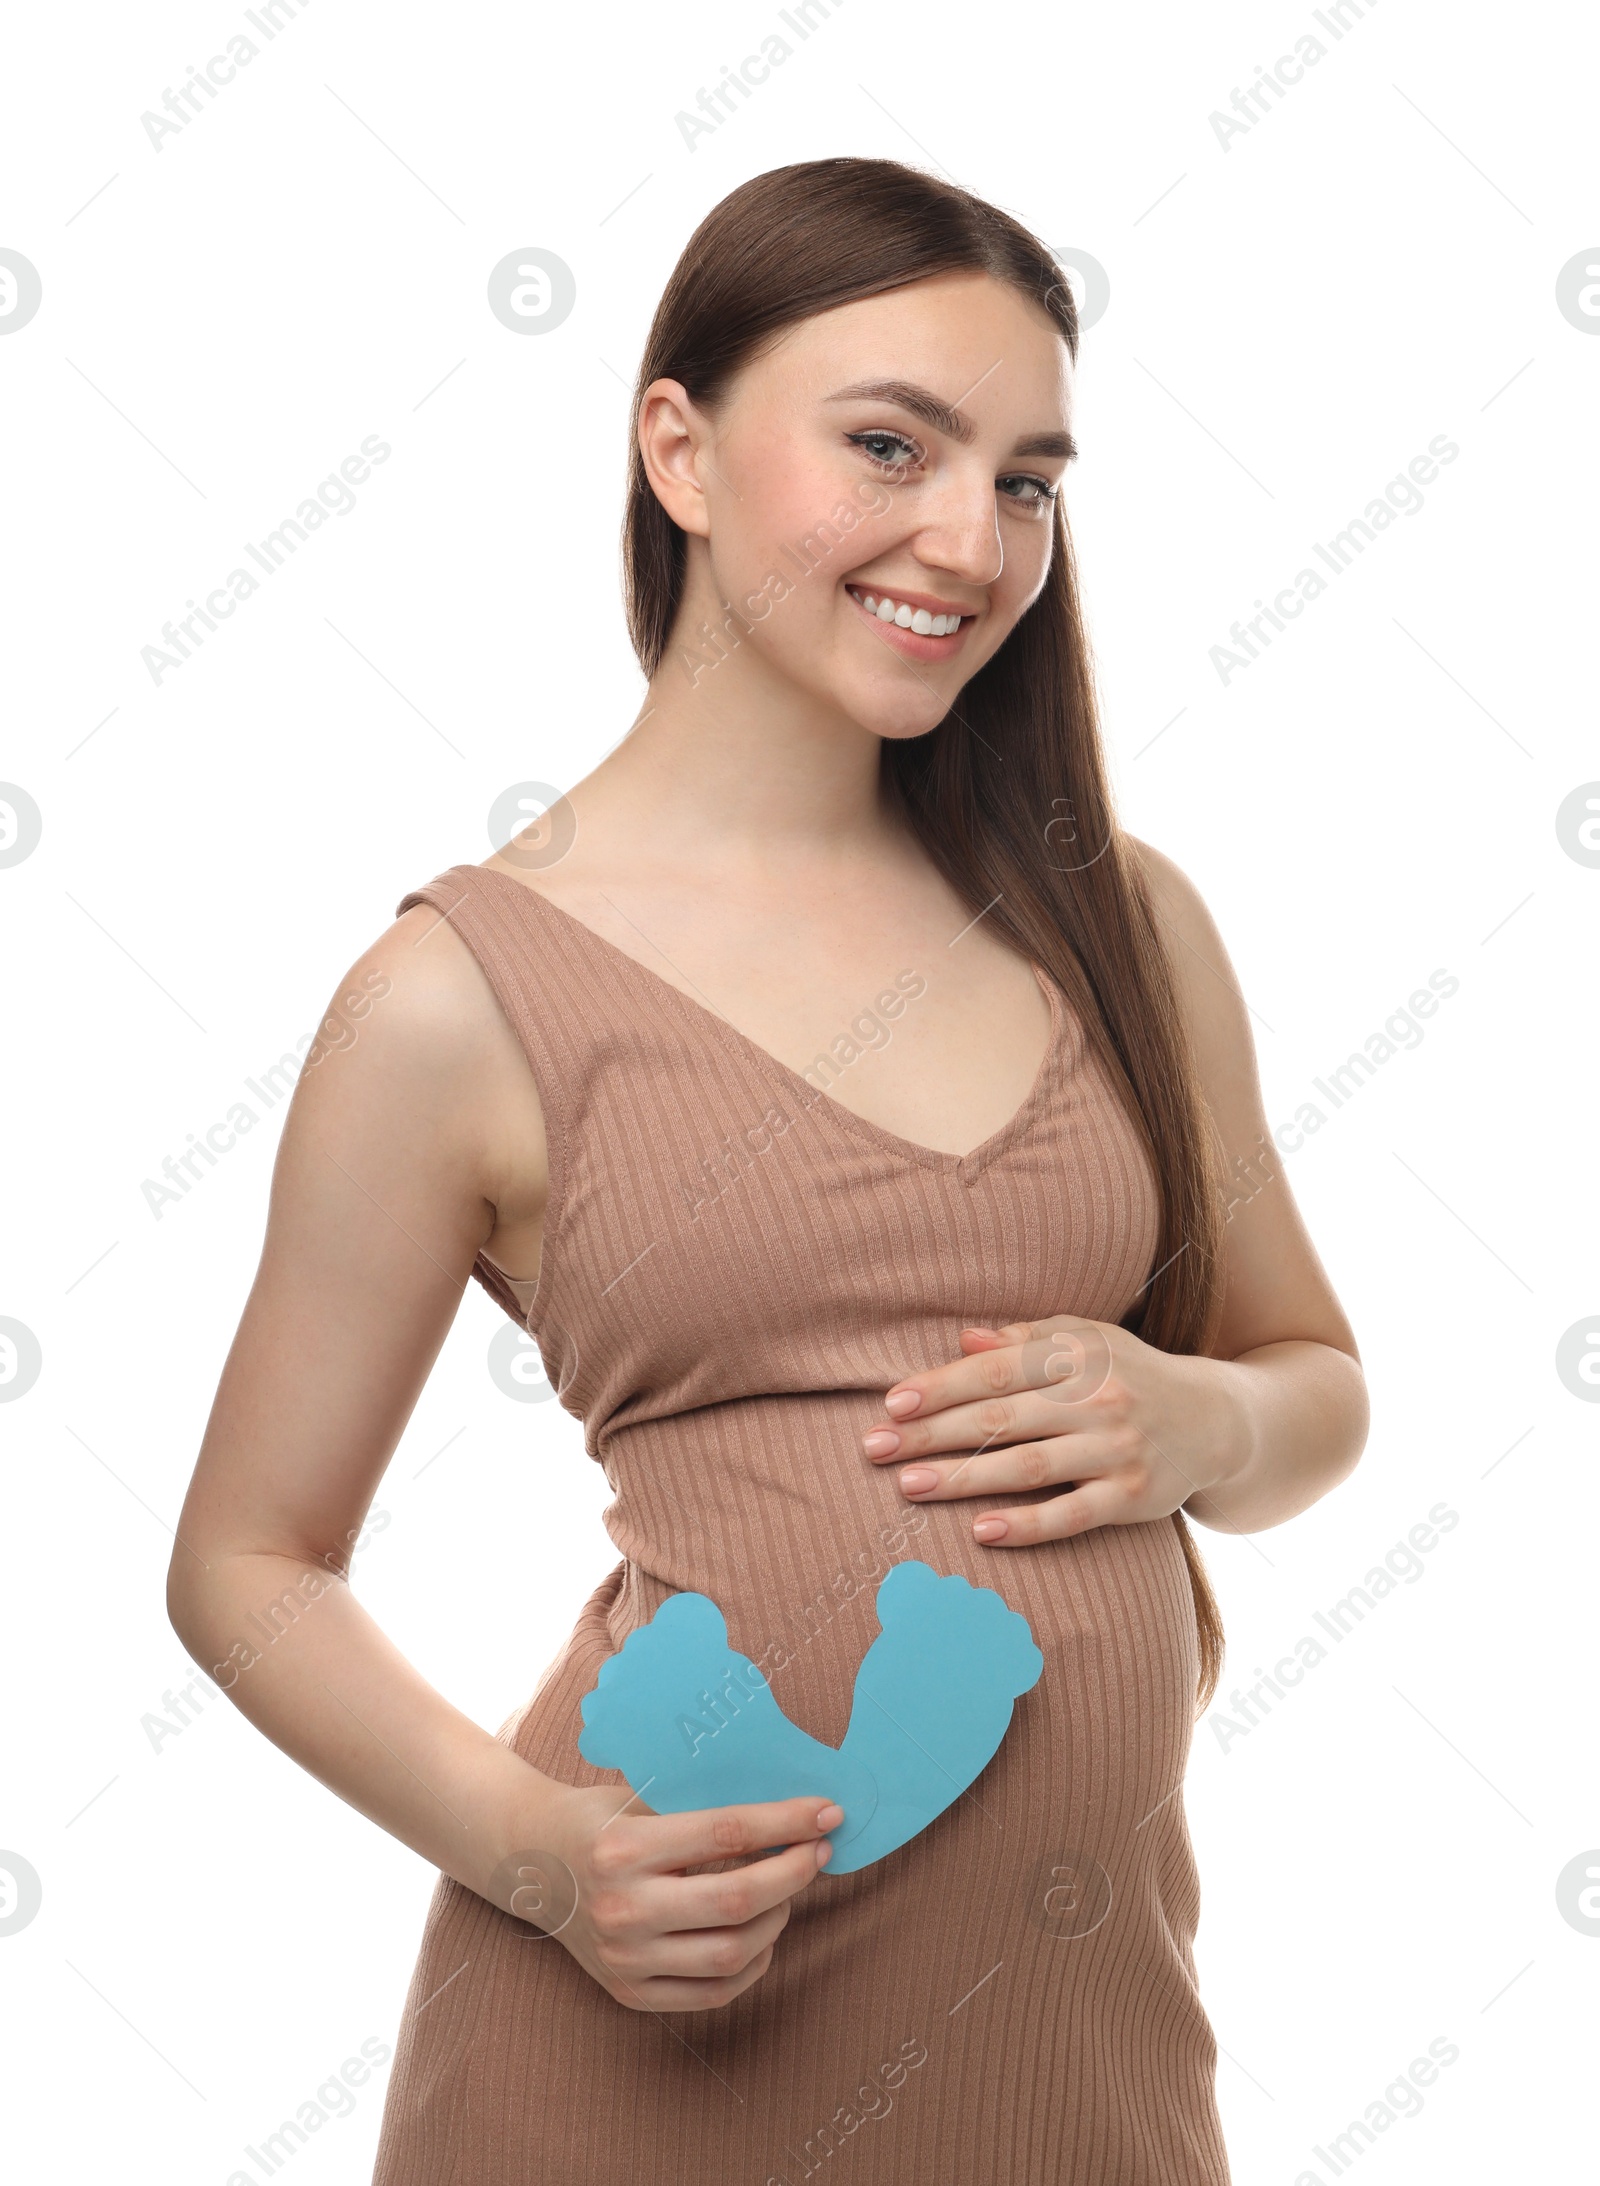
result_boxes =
[394,862,622,1333]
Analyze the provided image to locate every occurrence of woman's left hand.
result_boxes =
[863,1317,1251,1546]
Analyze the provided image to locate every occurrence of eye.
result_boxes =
[847,428,923,472]
[998,474,1060,513]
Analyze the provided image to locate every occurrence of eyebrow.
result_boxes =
[824,378,1077,462]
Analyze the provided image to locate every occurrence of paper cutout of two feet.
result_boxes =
[576,1560,1044,1874]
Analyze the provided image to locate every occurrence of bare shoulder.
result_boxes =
[282,901,547,1230]
[307,904,511,1100]
[1122,830,1269,1216]
[1124,831,1360,1362]
[1125,834,1231,973]
[1123,833,1250,1075]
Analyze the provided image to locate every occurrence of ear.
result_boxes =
[638,377,714,539]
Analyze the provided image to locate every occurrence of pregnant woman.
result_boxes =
[168,157,1368,2183]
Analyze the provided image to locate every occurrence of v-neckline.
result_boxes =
[461,863,1070,1182]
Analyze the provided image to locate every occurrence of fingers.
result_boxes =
[893,1439,1082,1501]
[585,1799,840,2011]
[867,1370,1130,1470]
[959,1322,1035,1348]
[548,1791,846,2016]
[607,1862,807,1983]
[607,1879,795,1984]
[605,1939,781,2015]
[878,1317,1107,1429]
[629,1830,832,1940]
[609,1795,840,1878]
[970,1477,1125,1547]
[866,1390,1076,1464]
[881,1336,1032,1422]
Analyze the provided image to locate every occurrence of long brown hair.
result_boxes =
[620,156,1229,1714]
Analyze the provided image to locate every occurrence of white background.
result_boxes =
[2,1,1595,2179]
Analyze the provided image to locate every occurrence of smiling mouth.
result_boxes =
[846,583,973,655]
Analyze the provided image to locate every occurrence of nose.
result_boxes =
[906,454,1006,591]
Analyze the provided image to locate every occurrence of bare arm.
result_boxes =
[166,901,836,2010]
[166,905,557,1892]
[1132,837,1370,1533]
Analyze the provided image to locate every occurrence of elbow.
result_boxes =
[165,1547,212,1656]
[1336,1349,1372,1482]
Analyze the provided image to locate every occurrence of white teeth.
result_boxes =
[851,585,963,636]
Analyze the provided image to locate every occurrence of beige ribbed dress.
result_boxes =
[371,862,1229,2185]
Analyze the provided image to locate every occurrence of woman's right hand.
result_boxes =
[491,1784,842,2013]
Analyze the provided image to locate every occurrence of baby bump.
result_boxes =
[868,1505,1203,1845]
[497,1496,1200,1890]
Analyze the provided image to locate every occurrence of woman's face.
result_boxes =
[641,269,1076,742]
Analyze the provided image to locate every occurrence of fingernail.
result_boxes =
[862,1429,900,1457]
[816,1802,844,1829]
[973,1517,1009,1542]
[815,1840,833,1865]
[899,1467,936,1493]
[884,1389,921,1417]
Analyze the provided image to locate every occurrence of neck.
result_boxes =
[568,559,911,883]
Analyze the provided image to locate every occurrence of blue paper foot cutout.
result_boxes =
[577,1593,880,1852]
[834,1560,1045,1869]
[576,1562,1043,1874]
